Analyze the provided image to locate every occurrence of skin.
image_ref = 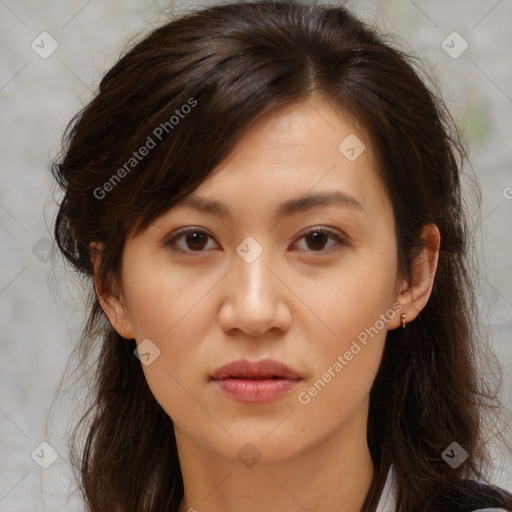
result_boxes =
[92,93,440,512]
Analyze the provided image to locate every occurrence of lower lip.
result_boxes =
[212,378,300,403]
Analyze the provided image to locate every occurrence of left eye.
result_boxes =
[293,227,346,253]
[165,227,346,254]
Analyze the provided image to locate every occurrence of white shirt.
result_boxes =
[375,465,395,512]
[375,465,509,512]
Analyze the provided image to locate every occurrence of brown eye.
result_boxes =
[165,228,218,253]
[293,227,346,254]
[184,232,209,251]
[306,231,329,250]
[164,226,347,255]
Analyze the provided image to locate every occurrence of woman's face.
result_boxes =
[102,94,410,464]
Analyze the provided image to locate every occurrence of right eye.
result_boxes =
[164,227,220,254]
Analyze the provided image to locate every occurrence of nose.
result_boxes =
[217,247,292,337]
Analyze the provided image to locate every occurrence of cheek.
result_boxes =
[294,247,396,407]
[120,255,213,423]
[139,349,200,422]
[293,285,390,440]
[121,253,193,341]
[303,247,397,350]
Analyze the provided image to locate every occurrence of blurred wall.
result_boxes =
[1,1,511,510]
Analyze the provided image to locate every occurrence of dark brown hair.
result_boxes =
[50,1,511,511]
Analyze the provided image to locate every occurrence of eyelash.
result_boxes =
[164,226,348,256]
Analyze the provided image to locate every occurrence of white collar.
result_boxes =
[375,465,396,512]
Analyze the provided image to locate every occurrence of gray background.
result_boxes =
[0,0,511,510]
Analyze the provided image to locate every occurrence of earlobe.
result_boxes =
[89,242,135,340]
[392,223,441,329]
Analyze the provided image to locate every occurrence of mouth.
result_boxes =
[211,358,302,380]
[210,359,302,404]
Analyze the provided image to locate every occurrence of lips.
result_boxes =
[210,359,302,404]
[210,358,301,381]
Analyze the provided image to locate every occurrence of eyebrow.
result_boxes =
[177,190,366,219]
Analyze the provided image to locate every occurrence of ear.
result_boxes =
[390,223,441,329]
[89,242,135,340]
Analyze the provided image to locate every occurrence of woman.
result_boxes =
[51,1,512,511]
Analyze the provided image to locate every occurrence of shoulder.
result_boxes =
[424,479,512,512]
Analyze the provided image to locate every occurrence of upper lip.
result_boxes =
[211,359,301,380]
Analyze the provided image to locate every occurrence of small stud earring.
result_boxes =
[400,313,407,329]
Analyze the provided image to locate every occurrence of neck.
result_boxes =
[175,411,374,512]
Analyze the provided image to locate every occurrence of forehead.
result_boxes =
[178,96,387,216]
[142,94,394,236]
